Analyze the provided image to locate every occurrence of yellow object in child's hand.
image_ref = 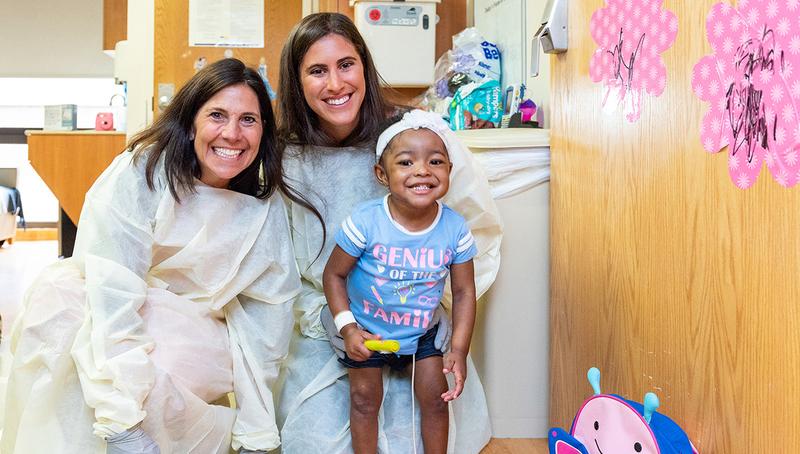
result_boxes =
[364,339,400,353]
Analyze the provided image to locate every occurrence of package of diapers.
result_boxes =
[448,79,503,130]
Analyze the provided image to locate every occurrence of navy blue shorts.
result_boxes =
[338,324,443,371]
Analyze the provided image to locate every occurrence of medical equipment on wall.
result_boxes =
[350,0,441,87]
[531,0,568,77]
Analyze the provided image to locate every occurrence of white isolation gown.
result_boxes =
[278,136,503,453]
[1,150,300,453]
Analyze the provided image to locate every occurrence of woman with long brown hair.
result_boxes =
[2,58,306,454]
[276,13,503,454]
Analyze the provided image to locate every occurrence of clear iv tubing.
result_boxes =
[411,353,417,454]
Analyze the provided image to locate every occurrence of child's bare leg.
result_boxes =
[348,367,384,454]
[413,355,449,454]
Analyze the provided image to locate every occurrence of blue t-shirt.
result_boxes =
[334,195,477,354]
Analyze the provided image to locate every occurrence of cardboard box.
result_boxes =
[44,104,77,131]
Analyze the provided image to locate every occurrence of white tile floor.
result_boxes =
[0,240,59,334]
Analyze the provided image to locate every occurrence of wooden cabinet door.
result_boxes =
[550,1,800,452]
[103,0,128,51]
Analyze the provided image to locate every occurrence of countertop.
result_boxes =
[25,130,125,136]
[455,128,550,149]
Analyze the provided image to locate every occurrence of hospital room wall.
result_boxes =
[151,0,301,122]
[550,0,800,452]
[0,0,112,77]
[148,0,466,114]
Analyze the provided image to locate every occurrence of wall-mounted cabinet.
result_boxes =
[104,0,128,51]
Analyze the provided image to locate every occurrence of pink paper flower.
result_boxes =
[692,0,800,189]
[589,0,677,122]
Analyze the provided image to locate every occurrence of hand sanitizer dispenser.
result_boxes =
[350,0,440,87]
[531,0,568,77]
[112,40,132,132]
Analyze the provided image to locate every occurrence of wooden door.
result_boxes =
[153,0,302,110]
[550,1,800,452]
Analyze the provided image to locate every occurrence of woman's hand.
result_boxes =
[342,325,380,361]
[441,350,468,402]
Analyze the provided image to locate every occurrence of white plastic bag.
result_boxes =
[413,28,501,118]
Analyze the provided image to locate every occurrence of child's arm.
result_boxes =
[323,245,379,361]
[441,259,477,402]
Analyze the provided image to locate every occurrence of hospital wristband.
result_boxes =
[334,310,357,334]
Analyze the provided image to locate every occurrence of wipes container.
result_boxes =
[44,105,77,131]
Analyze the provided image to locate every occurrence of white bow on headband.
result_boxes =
[375,109,452,160]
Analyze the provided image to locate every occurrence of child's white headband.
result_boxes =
[375,110,452,160]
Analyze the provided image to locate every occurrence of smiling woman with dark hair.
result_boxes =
[277,12,393,147]
[276,13,504,454]
[1,58,310,454]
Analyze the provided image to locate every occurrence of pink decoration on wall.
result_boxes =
[589,0,678,122]
[692,0,800,189]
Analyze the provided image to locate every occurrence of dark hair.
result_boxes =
[277,12,395,147]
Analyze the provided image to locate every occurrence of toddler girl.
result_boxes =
[323,109,477,454]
